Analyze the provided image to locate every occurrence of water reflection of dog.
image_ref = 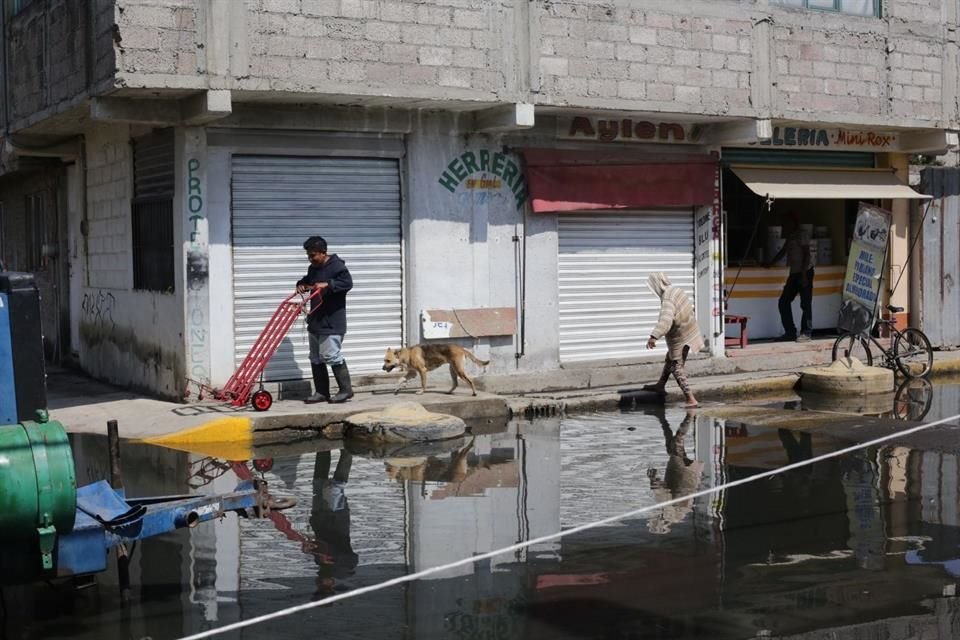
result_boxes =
[384,438,476,483]
[645,408,704,535]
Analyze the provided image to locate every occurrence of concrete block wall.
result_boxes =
[771,7,948,125]
[240,0,511,98]
[533,0,955,128]
[534,3,754,115]
[80,123,184,399]
[85,123,132,290]
[114,0,199,78]
[6,0,115,128]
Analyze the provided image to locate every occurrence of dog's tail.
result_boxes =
[464,349,490,367]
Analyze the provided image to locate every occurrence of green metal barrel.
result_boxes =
[0,417,76,568]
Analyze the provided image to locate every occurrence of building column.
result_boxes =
[176,127,212,386]
[878,153,911,330]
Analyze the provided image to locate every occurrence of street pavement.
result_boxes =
[46,343,960,444]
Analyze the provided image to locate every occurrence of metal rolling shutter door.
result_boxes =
[232,155,402,379]
[558,210,695,363]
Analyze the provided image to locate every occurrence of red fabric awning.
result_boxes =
[522,149,716,213]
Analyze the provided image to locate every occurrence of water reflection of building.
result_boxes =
[402,420,561,638]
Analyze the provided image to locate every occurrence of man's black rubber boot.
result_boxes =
[305,363,329,404]
[330,362,354,403]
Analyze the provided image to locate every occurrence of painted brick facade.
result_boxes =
[6,0,115,128]
[6,0,955,129]
[85,124,131,290]
[80,124,184,397]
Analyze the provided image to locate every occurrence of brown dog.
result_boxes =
[382,344,489,396]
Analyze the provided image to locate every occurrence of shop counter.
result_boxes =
[723,265,844,341]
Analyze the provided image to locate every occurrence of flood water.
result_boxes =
[6,383,960,639]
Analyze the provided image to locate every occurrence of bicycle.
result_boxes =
[831,304,933,378]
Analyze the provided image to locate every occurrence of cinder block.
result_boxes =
[471,69,502,92]
[712,69,738,89]
[416,5,452,26]
[439,67,472,88]
[121,5,176,29]
[588,78,617,97]
[340,0,378,20]
[380,2,416,22]
[436,27,472,48]
[629,62,657,81]
[453,47,486,69]
[418,46,453,66]
[365,62,399,83]
[552,38,586,58]
[472,30,495,50]
[712,34,738,52]
[119,25,161,49]
[401,24,437,45]
[453,9,486,30]
[328,61,366,82]
[616,43,646,62]
[364,21,401,43]
[400,64,437,85]
[541,17,569,37]
[627,27,657,44]
[586,41,615,59]
[381,43,417,64]
[674,49,700,67]
[675,85,701,104]
[301,0,338,17]
[343,40,383,62]
[657,29,688,49]
[645,12,673,29]
[725,53,749,72]
[812,61,836,77]
[617,80,645,99]
[334,19,370,40]
[554,76,588,95]
[306,39,343,59]
[539,56,568,77]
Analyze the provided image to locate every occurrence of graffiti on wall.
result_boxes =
[437,150,528,209]
[80,290,116,331]
[185,154,210,383]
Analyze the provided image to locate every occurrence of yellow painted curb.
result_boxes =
[140,416,253,460]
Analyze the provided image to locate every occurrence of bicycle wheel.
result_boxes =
[893,328,933,378]
[831,334,873,366]
[893,377,933,421]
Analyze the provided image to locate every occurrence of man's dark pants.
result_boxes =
[778,268,814,337]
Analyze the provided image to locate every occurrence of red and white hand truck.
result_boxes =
[185,288,323,412]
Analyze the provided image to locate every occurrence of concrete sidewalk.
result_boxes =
[47,344,960,445]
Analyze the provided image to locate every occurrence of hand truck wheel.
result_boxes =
[251,390,273,412]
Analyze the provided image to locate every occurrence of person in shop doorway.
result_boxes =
[296,236,354,403]
[644,272,703,408]
[765,212,813,342]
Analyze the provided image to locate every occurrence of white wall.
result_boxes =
[77,123,184,398]
[406,112,558,373]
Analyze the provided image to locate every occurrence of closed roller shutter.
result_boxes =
[232,155,402,379]
[558,210,695,363]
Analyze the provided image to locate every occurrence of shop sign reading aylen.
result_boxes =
[559,116,704,144]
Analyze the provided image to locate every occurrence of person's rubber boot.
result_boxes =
[305,363,329,404]
[329,362,354,404]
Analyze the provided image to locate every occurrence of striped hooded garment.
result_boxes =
[647,272,704,361]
